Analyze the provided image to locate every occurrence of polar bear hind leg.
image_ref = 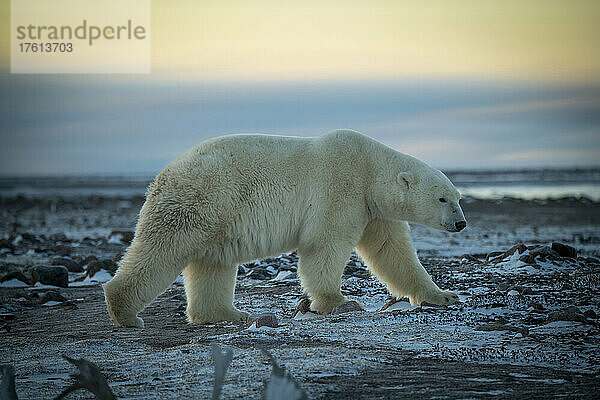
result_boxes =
[182,260,248,325]
[356,219,459,306]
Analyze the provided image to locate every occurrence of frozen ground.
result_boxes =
[1,194,599,399]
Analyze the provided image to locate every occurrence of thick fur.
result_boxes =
[103,130,466,327]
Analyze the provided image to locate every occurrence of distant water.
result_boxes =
[0,168,599,202]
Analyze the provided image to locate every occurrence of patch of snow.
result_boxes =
[0,278,29,287]
[274,270,294,281]
[42,301,62,306]
[293,312,319,320]
[107,234,124,244]
[382,301,419,312]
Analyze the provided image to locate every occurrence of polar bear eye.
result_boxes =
[439,197,447,203]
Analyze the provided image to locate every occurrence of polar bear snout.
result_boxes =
[454,220,467,231]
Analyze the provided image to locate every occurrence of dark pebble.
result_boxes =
[529,246,559,259]
[51,257,83,273]
[583,309,597,319]
[294,297,312,316]
[0,239,14,250]
[247,268,273,280]
[551,242,577,258]
[0,271,32,286]
[39,290,67,304]
[254,313,279,328]
[108,230,134,244]
[53,244,73,256]
[331,300,365,314]
[87,259,118,277]
[31,265,69,287]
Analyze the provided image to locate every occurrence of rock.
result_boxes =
[551,242,577,258]
[247,268,274,280]
[343,264,370,278]
[83,255,98,265]
[51,257,83,272]
[39,290,67,304]
[50,233,68,242]
[547,306,593,325]
[583,309,597,319]
[503,243,528,258]
[0,239,14,250]
[86,259,118,277]
[108,230,134,244]
[31,265,69,287]
[254,313,279,328]
[461,254,480,263]
[475,320,528,336]
[0,313,16,321]
[529,302,545,311]
[331,300,365,314]
[53,244,73,256]
[508,285,534,295]
[486,251,504,262]
[518,254,537,265]
[0,270,32,286]
[293,297,311,316]
[529,245,559,259]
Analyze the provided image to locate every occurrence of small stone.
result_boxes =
[0,270,32,286]
[254,313,278,328]
[108,230,134,244]
[86,259,118,277]
[529,246,559,259]
[529,302,545,311]
[31,266,69,287]
[0,239,14,250]
[583,310,597,319]
[331,300,365,314]
[551,242,577,258]
[518,254,537,265]
[486,251,504,262]
[39,290,67,304]
[53,244,73,256]
[502,243,528,259]
[547,306,591,324]
[247,268,273,280]
[83,255,98,265]
[51,257,83,273]
[294,297,311,316]
[0,313,16,321]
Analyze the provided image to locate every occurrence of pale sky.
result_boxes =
[1,0,599,81]
[0,1,599,175]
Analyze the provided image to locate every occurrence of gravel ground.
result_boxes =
[1,195,599,399]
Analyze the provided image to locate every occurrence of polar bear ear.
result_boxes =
[397,172,415,190]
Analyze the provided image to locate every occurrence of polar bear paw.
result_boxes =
[310,294,347,314]
[415,288,459,307]
[114,315,145,328]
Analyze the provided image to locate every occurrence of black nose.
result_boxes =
[455,221,466,231]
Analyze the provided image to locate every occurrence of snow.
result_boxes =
[42,301,62,306]
[0,278,29,287]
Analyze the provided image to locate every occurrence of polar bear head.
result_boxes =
[372,164,467,232]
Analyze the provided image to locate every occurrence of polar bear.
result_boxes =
[103,130,466,327]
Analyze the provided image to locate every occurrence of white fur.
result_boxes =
[103,130,466,327]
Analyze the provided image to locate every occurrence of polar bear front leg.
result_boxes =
[356,219,459,306]
[182,260,248,325]
[103,237,187,328]
[297,242,352,314]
